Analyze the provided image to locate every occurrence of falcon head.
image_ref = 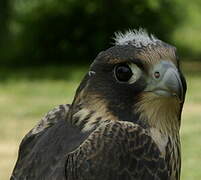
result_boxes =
[70,29,187,134]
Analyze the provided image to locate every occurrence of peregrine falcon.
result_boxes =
[11,29,187,180]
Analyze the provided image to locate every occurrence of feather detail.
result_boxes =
[114,28,160,47]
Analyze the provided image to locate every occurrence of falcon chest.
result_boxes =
[150,128,181,180]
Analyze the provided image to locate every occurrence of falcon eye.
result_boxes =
[115,64,133,82]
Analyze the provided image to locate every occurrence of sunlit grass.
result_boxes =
[0,63,200,180]
[180,62,201,179]
[0,67,86,180]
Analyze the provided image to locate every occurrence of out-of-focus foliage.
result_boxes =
[173,0,201,59]
[0,0,183,66]
[0,0,10,60]
[1,0,201,66]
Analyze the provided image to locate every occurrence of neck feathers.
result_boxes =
[70,90,181,136]
[135,93,181,136]
[70,94,118,132]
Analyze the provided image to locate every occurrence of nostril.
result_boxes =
[154,71,160,79]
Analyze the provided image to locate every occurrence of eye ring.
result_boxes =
[114,64,133,82]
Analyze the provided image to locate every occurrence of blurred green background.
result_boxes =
[0,0,201,179]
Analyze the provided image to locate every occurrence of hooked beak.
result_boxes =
[145,61,184,102]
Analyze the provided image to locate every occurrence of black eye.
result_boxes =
[115,64,133,82]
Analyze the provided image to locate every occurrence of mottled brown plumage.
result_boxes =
[11,29,187,180]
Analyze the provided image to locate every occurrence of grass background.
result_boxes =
[0,62,201,179]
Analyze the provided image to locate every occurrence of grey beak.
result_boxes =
[161,68,183,100]
[145,61,184,101]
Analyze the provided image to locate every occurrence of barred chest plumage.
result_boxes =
[70,103,181,180]
[165,135,181,180]
[149,127,181,180]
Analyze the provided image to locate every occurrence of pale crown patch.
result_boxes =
[114,29,160,48]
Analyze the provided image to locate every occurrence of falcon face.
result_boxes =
[11,29,187,180]
[72,29,186,135]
